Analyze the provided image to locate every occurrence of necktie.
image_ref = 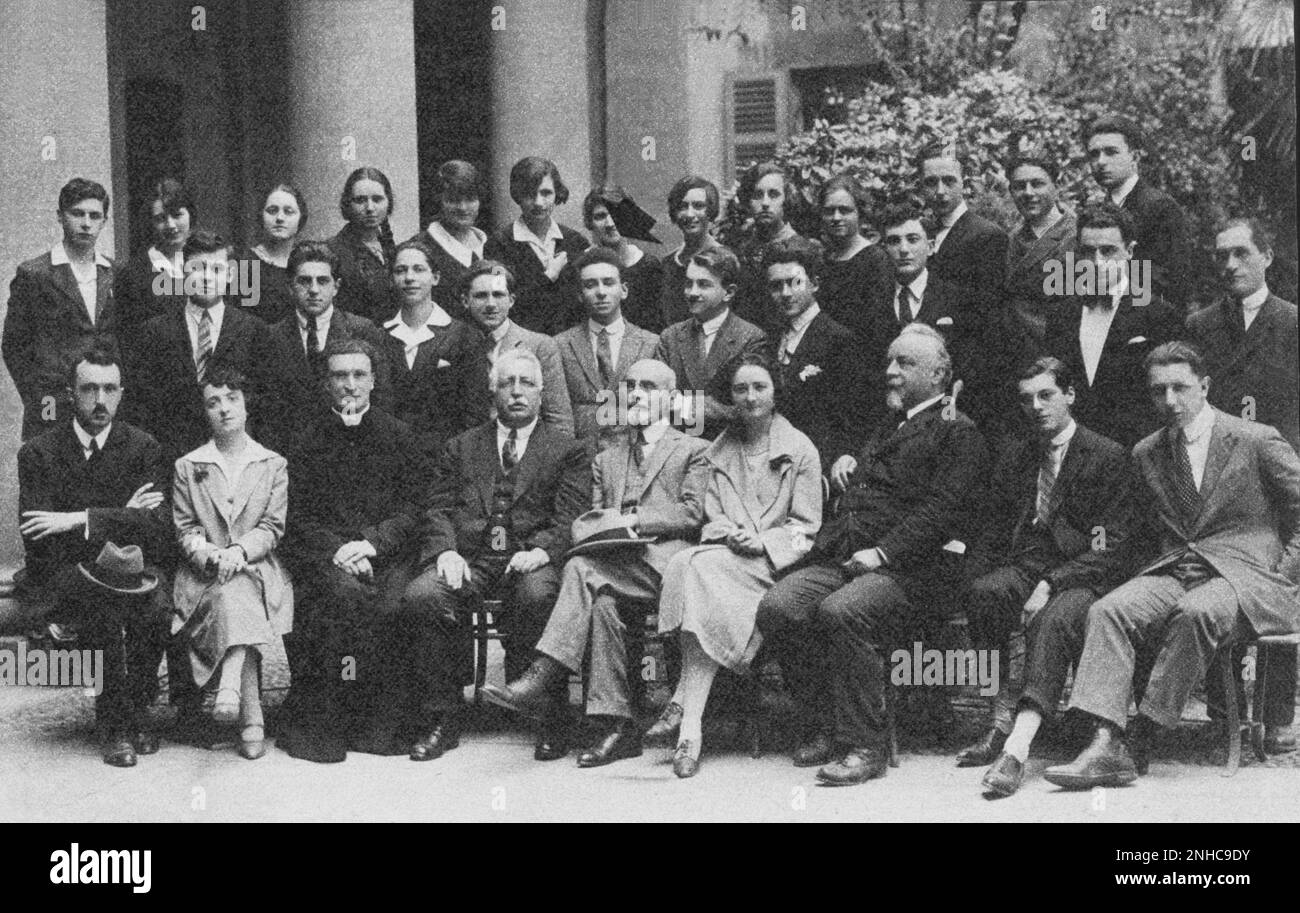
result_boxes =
[1170,429,1200,524]
[632,428,647,467]
[86,438,101,461]
[897,286,913,324]
[501,428,519,471]
[305,318,321,373]
[1036,444,1059,525]
[698,323,711,361]
[196,310,213,382]
[778,327,794,366]
[596,327,614,388]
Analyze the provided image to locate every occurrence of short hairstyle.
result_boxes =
[667,175,720,222]
[582,186,616,228]
[1215,216,1275,256]
[572,245,624,281]
[1018,355,1074,393]
[432,160,483,205]
[490,347,544,391]
[182,229,230,261]
[727,351,782,402]
[762,236,824,283]
[58,178,109,214]
[509,157,569,207]
[462,259,517,298]
[1005,152,1060,184]
[879,202,934,238]
[818,174,873,222]
[288,240,340,280]
[738,162,797,215]
[66,342,121,389]
[1144,340,1206,379]
[323,337,378,373]
[392,238,438,273]
[1076,203,1137,245]
[687,245,741,288]
[201,365,254,408]
[915,140,965,175]
[895,322,953,387]
[261,182,309,233]
[1083,114,1144,152]
[143,177,196,225]
[339,166,395,222]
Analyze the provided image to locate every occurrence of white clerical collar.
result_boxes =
[786,301,820,334]
[942,200,968,229]
[589,316,625,337]
[429,221,486,268]
[333,403,370,427]
[1109,173,1139,206]
[1182,404,1216,444]
[51,243,110,269]
[906,393,946,420]
[1240,285,1269,311]
[72,420,111,452]
[698,309,729,336]
[512,217,563,247]
[148,246,183,276]
[384,304,452,332]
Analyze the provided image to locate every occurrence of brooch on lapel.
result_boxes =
[193,467,209,484]
[798,364,822,382]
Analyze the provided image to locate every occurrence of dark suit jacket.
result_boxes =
[329,223,398,325]
[776,310,863,467]
[1040,294,1182,449]
[264,308,394,452]
[1130,411,1300,633]
[3,250,118,439]
[969,423,1136,595]
[129,305,277,463]
[555,319,659,442]
[382,314,490,458]
[420,421,591,567]
[929,209,1010,318]
[1118,177,1192,309]
[16,420,171,588]
[1003,212,1077,346]
[283,407,429,570]
[113,251,187,352]
[1186,294,1299,454]
[652,310,768,440]
[816,399,990,601]
[484,223,590,337]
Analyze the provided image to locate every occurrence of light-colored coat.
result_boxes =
[172,440,293,627]
[555,320,659,442]
[1133,409,1300,634]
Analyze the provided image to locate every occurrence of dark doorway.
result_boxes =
[123,77,185,253]
[415,0,494,231]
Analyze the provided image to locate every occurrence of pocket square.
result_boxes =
[1127,336,1148,344]
[937,317,954,327]
[437,359,452,368]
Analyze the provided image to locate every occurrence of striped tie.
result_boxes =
[1170,429,1200,524]
[196,309,214,383]
[1035,446,1057,525]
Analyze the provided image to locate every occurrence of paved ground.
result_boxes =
[2,638,1297,823]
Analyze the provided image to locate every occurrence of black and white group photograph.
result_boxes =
[0,0,1296,850]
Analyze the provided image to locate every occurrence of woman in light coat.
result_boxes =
[651,353,823,777]
[173,366,292,759]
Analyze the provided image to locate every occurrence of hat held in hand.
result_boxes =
[567,508,649,559]
[78,542,159,595]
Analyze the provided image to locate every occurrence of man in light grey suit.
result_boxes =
[463,259,574,437]
[484,359,709,767]
[1044,341,1300,789]
[554,247,659,444]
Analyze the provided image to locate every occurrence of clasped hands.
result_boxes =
[724,527,765,558]
[333,539,377,580]
[436,547,550,590]
[20,483,163,541]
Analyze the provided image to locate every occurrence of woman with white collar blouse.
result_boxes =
[172,366,292,760]
[405,160,488,322]
[382,239,489,457]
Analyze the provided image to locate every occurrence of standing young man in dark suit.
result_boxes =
[1044,342,1300,789]
[1186,216,1299,753]
[402,348,591,762]
[958,357,1138,797]
[756,324,990,785]
[129,231,277,465]
[1084,115,1192,310]
[4,179,117,440]
[762,237,862,466]
[1041,205,1182,449]
[484,359,709,767]
[15,345,171,767]
[652,245,768,440]
[554,246,659,445]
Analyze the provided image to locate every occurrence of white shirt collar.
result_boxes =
[72,420,111,452]
[624,245,645,267]
[1240,284,1269,311]
[384,304,453,333]
[906,393,946,420]
[1109,173,1140,206]
[512,217,563,248]
[333,403,370,427]
[785,301,820,335]
[698,309,729,336]
[428,221,486,268]
[897,269,929,305]
[589,316,626,338]
[298,306,334,334]
[640,418,671,446]
[187,299,225,327]
[941,200,968,229]
[148,246,183,276]
[1048,419,1077,449]
[497,416,539,448]
[187,437,275,465]
[51,243,111,269]
[1182,404,1216,445]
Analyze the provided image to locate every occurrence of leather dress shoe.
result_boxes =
[980,751,1024,797]
[1043,731,1137,789]
[1265,725,1297,755]
[410,721,460,762]
[643,702,683,747]
[792,732,836,768]
[534,728,570,762]
[577,720,643,768]
[482,656,565,721]
[102,733,137,768]
[131,729,160,755]
[956,727,1007,768]
[816,746,888,786]
[672,739,701,778]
